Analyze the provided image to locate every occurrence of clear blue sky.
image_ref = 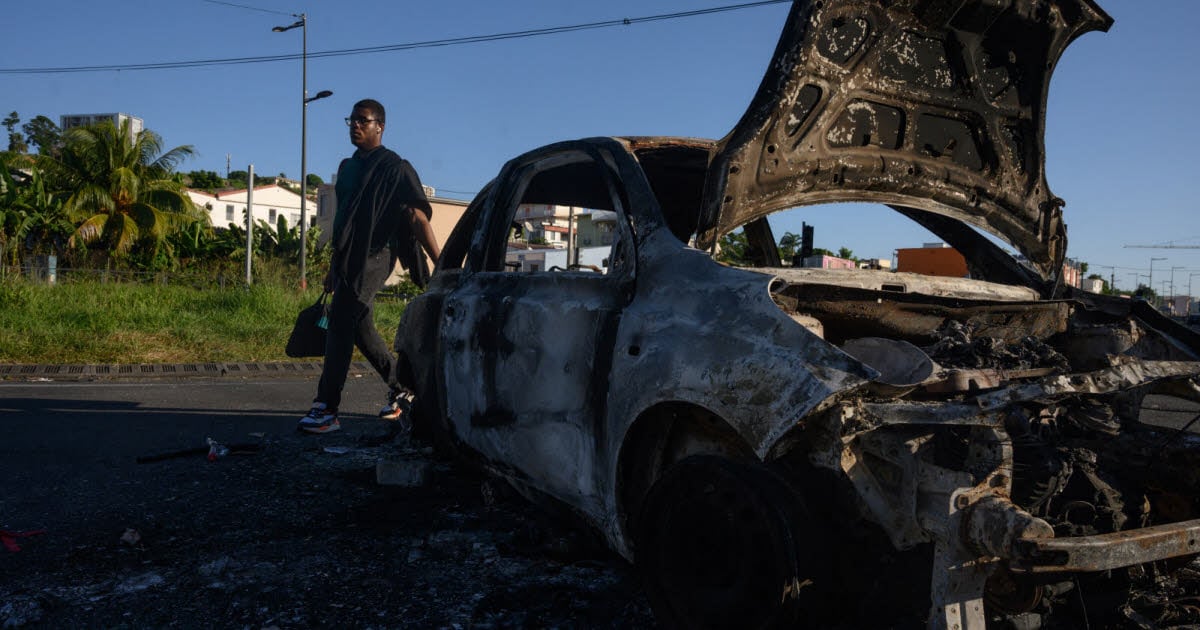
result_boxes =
[3,0,1198,294]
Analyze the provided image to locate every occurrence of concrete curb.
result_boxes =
[0,360,373,381]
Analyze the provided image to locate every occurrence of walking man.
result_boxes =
[298,98,440,434]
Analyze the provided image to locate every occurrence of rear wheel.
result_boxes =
[634,455,826,629]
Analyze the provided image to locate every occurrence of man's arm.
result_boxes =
[410,208,441,263]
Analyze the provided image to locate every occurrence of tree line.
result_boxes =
[1,111,325,279]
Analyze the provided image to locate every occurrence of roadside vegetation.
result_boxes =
[1,113,406,365]
[2,111,325,281]
[0,273,410,364]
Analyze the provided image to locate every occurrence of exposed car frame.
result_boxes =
[395,1,1200,628]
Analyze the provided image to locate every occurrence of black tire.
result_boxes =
[634,455,826,629]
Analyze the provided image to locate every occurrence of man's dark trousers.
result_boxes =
[316,249,399,411]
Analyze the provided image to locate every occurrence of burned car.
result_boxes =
[396,0,1200,627]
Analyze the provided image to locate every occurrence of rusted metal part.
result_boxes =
[963,495,1055,559]
[929,524,994,630]
[700,0,1113,279]
[849,400,1003,431]
[838,432,937,549]
[923,367,1057,393]
[830,362,1199,437]
[770,280,1070,345]
[771,267,1041,302]
[1009,518,1200,573]
[974,361,1200,411]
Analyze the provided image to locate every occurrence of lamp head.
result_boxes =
[271,18,305,33]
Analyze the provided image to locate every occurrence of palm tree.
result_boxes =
[46,119,199,258]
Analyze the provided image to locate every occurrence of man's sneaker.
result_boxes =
[379,389,414,421]
[298,405,340,434]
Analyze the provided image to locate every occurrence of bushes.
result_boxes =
[0,278,411,364]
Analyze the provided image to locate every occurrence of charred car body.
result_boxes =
[396,0,1200,627]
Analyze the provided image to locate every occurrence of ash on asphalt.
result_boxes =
[4,379,1198,628]
[0,377,656,628]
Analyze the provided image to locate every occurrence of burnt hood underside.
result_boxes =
[700,0,1112,280]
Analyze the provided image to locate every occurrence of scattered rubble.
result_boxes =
[0,426,654,628]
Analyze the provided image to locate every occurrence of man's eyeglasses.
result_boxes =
[345,117,379,127]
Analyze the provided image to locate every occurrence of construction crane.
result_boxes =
[1124,237,1200,249]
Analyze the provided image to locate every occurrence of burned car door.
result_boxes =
[439,142,638,504]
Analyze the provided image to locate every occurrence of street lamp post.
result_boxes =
[1189,272,1200,315]
[1126,273,1140,293]
[1169,266,1185,300]
[274,14,332,291]
[1149,257,1167,306]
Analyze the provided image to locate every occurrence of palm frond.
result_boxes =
[110,212,140,254]
[69,213,109,247]
[64,184,116,222]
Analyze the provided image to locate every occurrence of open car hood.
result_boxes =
[699,0,1111,280]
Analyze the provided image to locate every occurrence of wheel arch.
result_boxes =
[615,401,758,548]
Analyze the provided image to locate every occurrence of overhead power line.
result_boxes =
[0,1,789,75]
[200,0,295,17]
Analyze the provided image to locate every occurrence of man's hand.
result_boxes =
[411,209,441,262]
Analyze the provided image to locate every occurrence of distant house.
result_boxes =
[896,242,968,278]
[858,258,892,270]
[1164,295,1191,317]
[1062,258,1083,288]
[487,203,615,247]
[1082,277,1105,293]
[500,204,620,272]
[799,254,857,270]
[186,184,307,234]
[506,243,613,273]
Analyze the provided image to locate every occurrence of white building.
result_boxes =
[506,244,613,273]
[187,184,310,233]
[502,204,621,272]
[59,112,144,135]
[1081,277,1105,293]
[511,204,618,248]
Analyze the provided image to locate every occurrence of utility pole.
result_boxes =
[245,165,255,286]
[1093,264,1116,293]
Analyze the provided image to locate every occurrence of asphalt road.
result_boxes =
[1,374,1197,628]
[0,374,654,628]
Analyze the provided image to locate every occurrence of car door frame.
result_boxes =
[439,139,643,503]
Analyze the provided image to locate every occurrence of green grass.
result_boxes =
[0,278,408,364]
